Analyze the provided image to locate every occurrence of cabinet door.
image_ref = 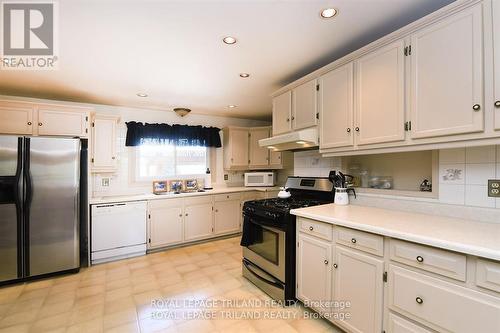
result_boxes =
[37,106,89,137]
[292,79,318,130]
[184,199,213,242]
[493,0,500,130]
[319,63,354,149]
[229,128,249,168]
[355,39,405,145]
[333,246,384,333]
[92,116,117,171]
[410,4,484,138]
[249,128,270,168]
[149,201,183,248]
[297,234,332,314]
[214,200,240,235]
[272,91,292,135]
[0,101,34,135]
[269,150,282,167]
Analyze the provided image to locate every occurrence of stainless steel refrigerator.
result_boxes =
[0,136,84,284]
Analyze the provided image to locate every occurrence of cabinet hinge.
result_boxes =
[211,227,214,232]
[404,46,408,56]
[316,84,319,91]
[297,242,299,247]
[85,116,88,121]
[148,214,151,219]
[92,122,95,127]
[248,133,251,138]
[383,271,388,283]
[404,121,412,131]
[148,238,151,243]
[212,206,214,211]
[408,45,412,55]
[91,158,94,163]
[316,112,319,120]
[85,128,88,134]
[404,122,408,131]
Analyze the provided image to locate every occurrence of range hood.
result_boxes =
[259,127,318,151]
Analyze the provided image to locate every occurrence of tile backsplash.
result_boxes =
[439,146,499,208]
[294,150,342,177]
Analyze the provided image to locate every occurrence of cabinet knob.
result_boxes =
[178,214,182,217]
[472,104,481,111]
[291,116,295,121]
[495,101,500,108]
[333,263,338,269]
[355,127,360,132]
[324,260,328,265]
[38,122,43,126]
[351,238,357,244]
[27,121,32,126]
[215,209,218,212]
[112,157,116,160]
[286,118,290,122]
[185,213,189,216]
[309,226,314,231]
[415,297,424,304]
[416,256,424,263]
[347,128,351,133]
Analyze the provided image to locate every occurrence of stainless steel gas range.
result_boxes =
[240,176,334,304]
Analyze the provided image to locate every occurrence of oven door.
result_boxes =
[242,219,285,282]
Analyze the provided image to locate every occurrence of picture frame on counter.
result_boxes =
[169,179,184,193]
[152,180,168,195]
[184,179,198,192]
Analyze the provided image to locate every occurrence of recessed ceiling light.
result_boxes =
[239,73,250,78]
[228,105,237,108]
[136,93,148,97]
[223,36,237,45]
[320,8,338,19]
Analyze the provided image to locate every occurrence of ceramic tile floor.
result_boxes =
[0,237,342,333]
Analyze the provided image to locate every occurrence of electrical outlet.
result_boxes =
[101,177,110,187]
[488,180,500,197]
[224,174,229,181]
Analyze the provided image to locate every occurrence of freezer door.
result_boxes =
[27,137,80,276]
[0,136,22,282]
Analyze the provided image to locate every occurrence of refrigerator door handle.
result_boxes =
[14,138,24,278]
[23,137,32,276]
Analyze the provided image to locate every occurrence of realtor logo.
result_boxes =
[1,1,58,69]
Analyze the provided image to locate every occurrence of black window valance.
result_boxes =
[125,122,222,147]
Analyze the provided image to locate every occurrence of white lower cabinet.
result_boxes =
[184,196,214,242]
[333,246,384,333]
[214,193,242,235]
[297,233,332,314]
[296,219,500,333]
[149,199,184,248]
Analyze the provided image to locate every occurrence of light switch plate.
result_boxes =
[224,174,229,181]
[101,177,110,187]
[488,180,500,197]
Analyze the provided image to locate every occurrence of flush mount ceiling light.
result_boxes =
[239,73,250,78]
[136,93,148,97]
[228,105,237,108]
[173,107,191,117]
[223,36,237,45]
[320,8,338,19]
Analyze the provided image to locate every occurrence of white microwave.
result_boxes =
[244,172,276,187]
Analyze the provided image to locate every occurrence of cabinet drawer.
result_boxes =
[336,226,383,256]
[149,198,183,209]
[388,265,500,333]
[388,313,432,333]
[476,259,500,293]
[298,218,332,241]
[214,192,242,202]
[390,239,466,281]
[187,195,213,206]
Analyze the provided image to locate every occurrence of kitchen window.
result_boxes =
[133,143,208,182]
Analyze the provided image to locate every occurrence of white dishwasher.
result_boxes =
[91,201,147,264]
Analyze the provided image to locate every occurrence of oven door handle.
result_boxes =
[243,214,284,232]
[243,259,284,289]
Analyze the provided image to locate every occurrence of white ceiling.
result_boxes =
[0,0,454,120]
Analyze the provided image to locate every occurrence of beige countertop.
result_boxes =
[290,204,500,261]
[89,186,280,205]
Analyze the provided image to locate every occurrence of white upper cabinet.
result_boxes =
[269,150,282,167]
[0,101,34,135]
[493,0,500,130]
[319,62,354,149]
[272,91,292,135]
[37,105,90,137]
[91,115,119,172]
[410,4,484,138]
[355,39,406,146]
[249,127,270,168]
[292,79,318,130]
[223,127,249,169]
